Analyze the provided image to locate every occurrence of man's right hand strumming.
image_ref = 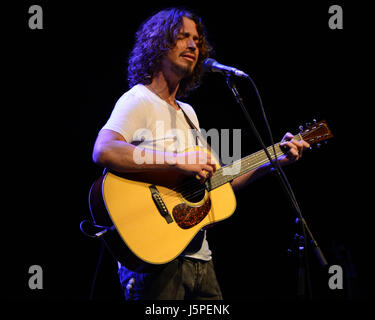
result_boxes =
[171,150,217,182]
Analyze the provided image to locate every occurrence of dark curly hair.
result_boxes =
[127,8,212,98]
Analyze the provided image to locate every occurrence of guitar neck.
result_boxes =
[208,134,302,190]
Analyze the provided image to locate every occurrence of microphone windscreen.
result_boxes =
[202,58,216,71]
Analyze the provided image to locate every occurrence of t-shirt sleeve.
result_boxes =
[101,92,147,143]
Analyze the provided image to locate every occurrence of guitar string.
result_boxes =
[161,153,274,201]
[160,143,284,199]
[156,149,285,206]
[145,133,295,200]
[156,127,322,200]
[169,144,284,195]
[151,126,327,207]
[155,155,284,211]
[167,124,328,198]
[167,146,284,199]
[138,135,284,199]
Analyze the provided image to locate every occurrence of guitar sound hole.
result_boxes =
[180,177,206,203]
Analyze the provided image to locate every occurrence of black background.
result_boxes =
[5,0,374,304]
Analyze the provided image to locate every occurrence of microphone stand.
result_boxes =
[225,74,328,300]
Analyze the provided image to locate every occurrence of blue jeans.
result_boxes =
[118,257,223,300]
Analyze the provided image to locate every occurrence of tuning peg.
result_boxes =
[305,122,311,128]
[317,143,321,148]
[299,125,303,132]
[313,119,317,123]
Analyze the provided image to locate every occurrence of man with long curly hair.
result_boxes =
[92,7,309,300]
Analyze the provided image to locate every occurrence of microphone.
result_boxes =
[203,58,249,78]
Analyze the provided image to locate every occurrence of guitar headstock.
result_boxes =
[299,120,333,146]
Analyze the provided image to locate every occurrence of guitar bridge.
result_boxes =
[149,185,173,224]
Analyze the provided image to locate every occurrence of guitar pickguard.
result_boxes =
[172,198,211,229]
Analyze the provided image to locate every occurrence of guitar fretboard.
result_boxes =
[207,135,302,191]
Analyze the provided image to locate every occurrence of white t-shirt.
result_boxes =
[101,84,212,261]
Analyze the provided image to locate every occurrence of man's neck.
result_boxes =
[147,72,181,110]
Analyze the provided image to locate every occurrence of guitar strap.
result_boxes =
[178,103,211,150]
[179,103,223,166]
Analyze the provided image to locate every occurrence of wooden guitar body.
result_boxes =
[89,146,236,271]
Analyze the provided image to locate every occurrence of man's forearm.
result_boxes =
[231,162,272,192]
[93,140,177,173]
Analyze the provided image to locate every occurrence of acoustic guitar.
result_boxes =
[89,120,333,270]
